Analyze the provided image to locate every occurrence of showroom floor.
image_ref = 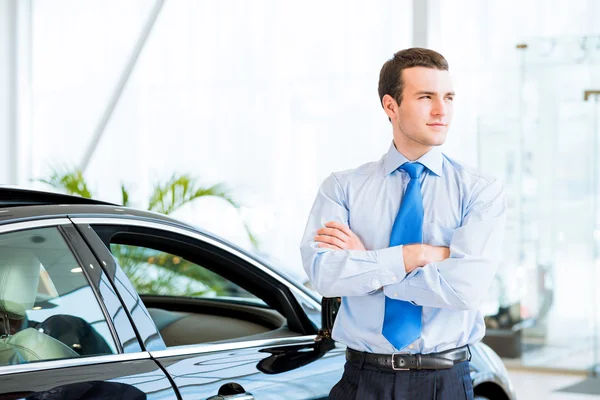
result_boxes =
[508,369,600,399]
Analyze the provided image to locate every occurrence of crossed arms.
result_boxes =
[299,174,506,311]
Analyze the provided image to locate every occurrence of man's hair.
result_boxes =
[378,48,449,106]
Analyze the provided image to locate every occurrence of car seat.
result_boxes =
[0,250,78,364]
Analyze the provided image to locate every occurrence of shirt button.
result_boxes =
[391,276,397,282]
[393,292,398,297]
[409,344,414,349]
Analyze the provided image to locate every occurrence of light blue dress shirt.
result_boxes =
[300,142,506,355]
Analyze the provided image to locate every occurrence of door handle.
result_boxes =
[207,382,255,400]
[206,394,254,400]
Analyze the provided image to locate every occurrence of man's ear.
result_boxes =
[382,94,398,122]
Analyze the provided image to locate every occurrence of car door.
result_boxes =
[0,219,179,399]
[73,216,346,400]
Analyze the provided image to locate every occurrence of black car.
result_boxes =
[0,188,516,399]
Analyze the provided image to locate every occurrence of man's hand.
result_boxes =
[314,221,366,251]
[403,244,450,273]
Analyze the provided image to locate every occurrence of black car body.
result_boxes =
[0,188,516,399]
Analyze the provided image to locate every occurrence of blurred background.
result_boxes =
[2,0,600,392]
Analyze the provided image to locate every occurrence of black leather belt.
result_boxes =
[346,346,471,371]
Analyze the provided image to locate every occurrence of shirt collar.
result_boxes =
[383,141,444,177]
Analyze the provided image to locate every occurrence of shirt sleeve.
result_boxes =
[300,173,407,297]
[383,178,506,310]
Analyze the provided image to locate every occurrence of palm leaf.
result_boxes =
[112,244,234,296]
[39,168,260,250]
[148,174,239,215]
[243,220,260,249]
[120,184,130,207]
[36,167,93,198]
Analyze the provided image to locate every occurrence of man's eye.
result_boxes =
[419,96,431,99]
[446,97,454,102]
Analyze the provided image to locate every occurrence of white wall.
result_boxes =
[0,0,17,184]
[25,0,413,281]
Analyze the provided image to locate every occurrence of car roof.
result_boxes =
[0,186,116,207]
[0,186,188,225]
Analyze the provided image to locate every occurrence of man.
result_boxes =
[300,48,506,399]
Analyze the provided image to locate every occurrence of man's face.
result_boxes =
[391,67,454,148]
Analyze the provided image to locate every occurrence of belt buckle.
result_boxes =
[391,351,410,371]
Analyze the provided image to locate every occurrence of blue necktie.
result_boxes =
[382,162,425,350]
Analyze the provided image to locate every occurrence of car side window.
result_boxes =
[0,227,117,366]
[105,238,294,348]
[111,243,264,304]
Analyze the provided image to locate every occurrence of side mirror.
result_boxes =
[254,297,341,375]
[319,297,341,338]
[256,339,336,374]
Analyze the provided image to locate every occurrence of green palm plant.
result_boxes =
[38,167,258,247]
[38,168,93,199]
[37,167,259,296]
[110,243,233,297]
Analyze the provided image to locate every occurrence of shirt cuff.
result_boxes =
[373,246,407,286]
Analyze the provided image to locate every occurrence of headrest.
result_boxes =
[5,328,79,360]
[0,250,40,319]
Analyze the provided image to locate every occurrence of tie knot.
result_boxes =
[400,162,425,179]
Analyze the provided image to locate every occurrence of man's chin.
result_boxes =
[423,135,447,147]
[403,132,447,147]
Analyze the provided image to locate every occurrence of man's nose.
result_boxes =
[431,98,447,116]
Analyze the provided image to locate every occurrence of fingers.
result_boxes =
[316,227,349,241]
[324,221,353,237]
[317,243,342,250]
[315,234,346,248]
[314,222,356,251]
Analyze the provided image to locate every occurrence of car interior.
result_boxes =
[144,296,295,347]
[0,223,317,367]
[0,228,116,366]
[95,226,316,348]
[0,249,80,365]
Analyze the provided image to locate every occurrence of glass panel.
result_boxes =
[477,117,522,317]
[111,243,265,305]
[518,38,600,371]
[524,100,597,369]
[0,227,117,366]
[479,35,600,372]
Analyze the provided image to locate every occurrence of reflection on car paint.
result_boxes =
[156,345,346,400]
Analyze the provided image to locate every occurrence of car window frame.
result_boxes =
[71,217,319,341]
[61,223,145,354]
[74,222,166,352]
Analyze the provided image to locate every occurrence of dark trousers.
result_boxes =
[329,360,474,400]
